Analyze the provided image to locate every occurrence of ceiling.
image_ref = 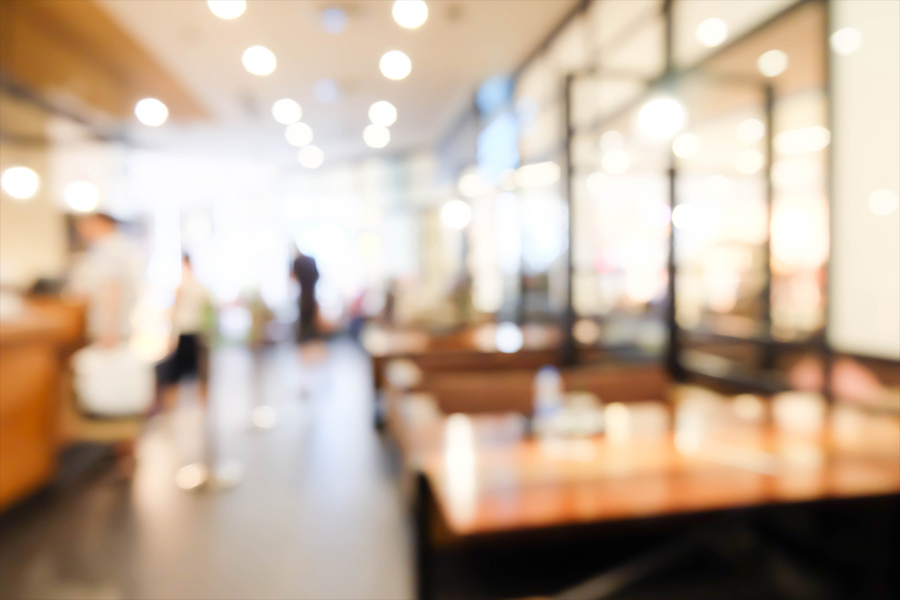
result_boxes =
[98,0,578,167]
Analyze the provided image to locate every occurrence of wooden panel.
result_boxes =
[0,343,58,510]
[0,0,206,121]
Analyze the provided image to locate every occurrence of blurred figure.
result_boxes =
[158,255,211,412]
[381,279,397,326]
[67,213,143,478]
[292,249,319,343]
[69,213,139,348]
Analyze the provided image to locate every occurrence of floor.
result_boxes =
[0,340,413,600]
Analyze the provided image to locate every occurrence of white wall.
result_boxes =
[829,0,900,358]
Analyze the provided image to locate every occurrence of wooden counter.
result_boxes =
[0,298,85,511]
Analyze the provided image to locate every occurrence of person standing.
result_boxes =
[67,213,143,478]
[160,255,211,411]
[291,249,319,343]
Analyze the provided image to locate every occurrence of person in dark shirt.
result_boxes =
[291,250,319,343]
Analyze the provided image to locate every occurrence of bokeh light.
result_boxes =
[134,98,168,126]
[696,18,728,47]
[207,0,246,20]
[65,181,100,212]
[392,0,428,29]
[0,166,39,200]
[639,98,686,139]
[242,46,276,76]
[285,122,314,147]
[830,27,862,56]
[868,189,899,216]
[441,200,471,229]
[380,50,412,80]
[672,133,700,158]
[368,101,398,127]
[272,99,302,124]
[298,145,325,169]
[363,124,391,149]
[758,49,788,77]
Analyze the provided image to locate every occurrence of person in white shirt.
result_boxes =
[68,213,143,479]
[69,213,140,347]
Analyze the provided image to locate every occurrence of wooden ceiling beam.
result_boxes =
[0,0,207,123]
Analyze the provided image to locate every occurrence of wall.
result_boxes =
[828,0,900,358]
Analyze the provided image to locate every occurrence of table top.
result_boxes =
[419,400,900,537]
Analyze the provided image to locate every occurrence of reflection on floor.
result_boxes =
[0,340,413,600]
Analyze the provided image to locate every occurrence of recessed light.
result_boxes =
[285,122,314,147]
[65,181,100,212]
[830,27,863,56]
[392,0,428,29]
[758,50,788,77]
[368,101,398,127]
[363,124,391,148]
[242,46,276,76]
[208,0,246,20]
[272,99,302,125]
[1,166,39,200]
[696,18,728,47]
[135,98,169,126]
[379,50,411,80]
[639,98,686,140]
[298,145,324,169]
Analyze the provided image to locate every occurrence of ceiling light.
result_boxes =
[134,98,168,126]
[320,7,348,34]
[363,124,391,149]
[392,0,428,29]
[65,181,99,212]
[242,46,276,76]
[696,18,728,47]
[272,99,302,124]
[831,27,863,56]
[599,130,624,152]
[441,199,471,229]
[758,50,788,77]
[313,79,341,103]
[738,118,765,143]
[672,133,700,158]
[208,0,245,20]
[285,122,314,147]
[868,189,898,216]
[380,50,411,80]
[639,98,686,140]
[735,149,765,174]
[298,145,324,169]
[774,126,830,155]
[1,166,39,200]
[368,101,398,126]
[601,149,630,175]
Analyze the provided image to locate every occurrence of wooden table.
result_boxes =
[414,401,900,598]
